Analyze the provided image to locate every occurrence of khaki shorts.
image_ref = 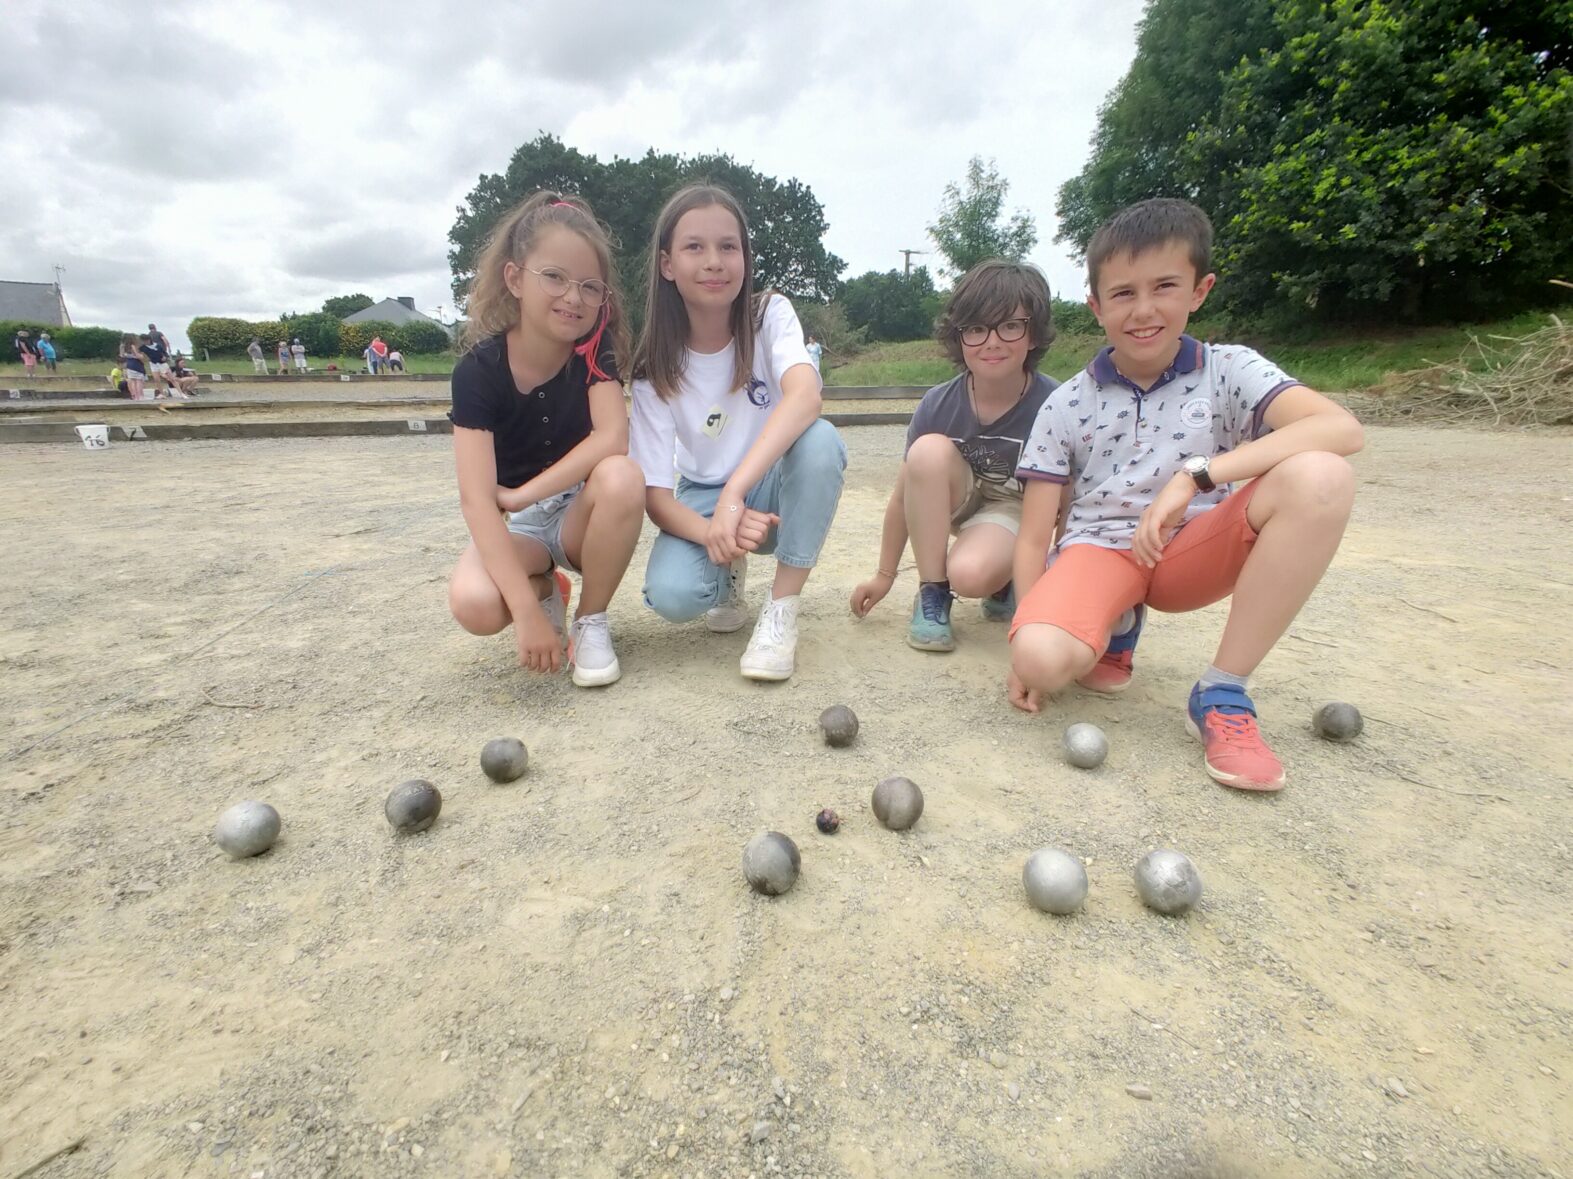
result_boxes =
[951,473,1023,536]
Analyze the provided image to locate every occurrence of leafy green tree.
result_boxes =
[838,267,939,341]
[927,157,1037,277]
[1055,0,1277,254]
[284,311,347,358]
[448,134,845,315]
[322,293,375,318]
[1058,0,1573,322]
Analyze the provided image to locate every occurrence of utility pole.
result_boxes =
[898,249,926,277]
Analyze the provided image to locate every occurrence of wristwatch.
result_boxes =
[1182,454,1216,493]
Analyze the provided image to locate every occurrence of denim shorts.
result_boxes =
[505,482,584,572]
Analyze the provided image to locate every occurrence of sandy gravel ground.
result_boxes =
[1,424,1570,1178]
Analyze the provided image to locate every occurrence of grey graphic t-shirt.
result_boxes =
[906,371,1058,496]
[1016,335,1300,551]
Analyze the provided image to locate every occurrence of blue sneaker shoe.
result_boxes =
[980,582,1015,622]
[906,582,955,652]
[1077,604,1144,694]
[1185,681,1286,791]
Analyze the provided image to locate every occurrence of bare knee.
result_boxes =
[449,579,508,635]
[946,548,1003,598]
[587,454,646,509]
[1271,451,1355,514]
[906,432,961,477]
[1010,625,1095,694]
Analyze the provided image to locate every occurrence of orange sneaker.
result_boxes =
[1078,605,1144,694]
[1185,683,1285,792]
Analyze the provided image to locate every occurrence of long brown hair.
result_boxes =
[633,183,770,401]
[460,191,629,378]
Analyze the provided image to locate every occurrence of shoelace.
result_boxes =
[920,586,952,623]
[575,614,609,644]
[756,602,790,646]
[1207,709,1260,748]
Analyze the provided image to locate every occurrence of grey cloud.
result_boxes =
[283,226,448,282]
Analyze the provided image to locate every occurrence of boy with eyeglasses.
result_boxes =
[1009,199,1363,791]
[854,260,1120,657]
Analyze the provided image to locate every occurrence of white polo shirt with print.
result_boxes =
[1015,334,1301,553]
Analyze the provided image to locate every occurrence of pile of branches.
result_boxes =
[1372,302,1573,428]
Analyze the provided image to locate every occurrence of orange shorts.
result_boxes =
[1009,481,1261,653]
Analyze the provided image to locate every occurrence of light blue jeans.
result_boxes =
[644,419,847,622]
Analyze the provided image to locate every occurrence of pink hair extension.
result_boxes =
[575,303,612,381]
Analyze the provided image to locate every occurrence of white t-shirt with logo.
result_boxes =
[629,295,819,489]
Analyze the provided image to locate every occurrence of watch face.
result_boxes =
[1185,456,1206,474]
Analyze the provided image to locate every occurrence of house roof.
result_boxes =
[0,281,71,326]
[342,298,438,326]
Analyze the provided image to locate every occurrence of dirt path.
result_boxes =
[1,425,1569,1178]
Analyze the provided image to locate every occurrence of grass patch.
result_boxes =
[824,312,1557,392]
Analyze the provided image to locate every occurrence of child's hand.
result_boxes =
[1132,474,1196,568]
[513,600,563,674]
[850,572,893,618]
[735,508,779,553]
[1007,668,1041,714]
[705,501,747,566]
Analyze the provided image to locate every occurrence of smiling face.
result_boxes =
[959,303,1033,382]
[505,224,605,346]
[1088,240,1216,381]
[659,203,747,314]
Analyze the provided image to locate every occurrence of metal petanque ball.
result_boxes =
[1313,702,1364,742]
[1063,723,1109,769]
[385,779,442,834]
[1022,847,1089,915]
[871,776,924,831]
[819,705,859,748]
[1134,849,1203,916]
[480,737,529,783]
[742,831,800,896]
[213,801,281,859]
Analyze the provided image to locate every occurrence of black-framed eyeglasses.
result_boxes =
[958,318,1029,346]
[524,266,609,308]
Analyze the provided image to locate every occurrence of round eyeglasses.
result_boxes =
[958,318,1029,347]
[523,266,609,308]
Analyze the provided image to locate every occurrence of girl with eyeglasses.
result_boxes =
[628,184,847,682]
[852,261,1070,654]
[446,192,646,687]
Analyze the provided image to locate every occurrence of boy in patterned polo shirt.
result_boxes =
[1008,199,1364,791]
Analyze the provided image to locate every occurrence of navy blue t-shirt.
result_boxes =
[448,336,620,489]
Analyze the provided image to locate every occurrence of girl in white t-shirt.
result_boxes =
[629,184,847,682]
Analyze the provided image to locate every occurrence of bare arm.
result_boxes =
[1133,386,1363,567]
[1013,479,1062,607]
[645,485,711,545]
[850,467,910,617]
[719,363,821,508]
[454,426,542,624]
[1208,386,1363,486]
[499,379,630,512]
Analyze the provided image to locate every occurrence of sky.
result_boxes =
[1,0,1147,352]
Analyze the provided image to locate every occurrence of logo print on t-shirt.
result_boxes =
[744,377,770,408]
[703,407,729,438]
[1180,396,1211,429]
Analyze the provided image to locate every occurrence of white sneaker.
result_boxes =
[740,594,799,682]
[568,612,621,687]
[705,557,749,633]
[540,571,570,650]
